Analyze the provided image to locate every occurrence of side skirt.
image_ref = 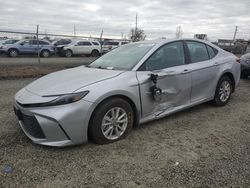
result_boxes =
[139,97,213,125]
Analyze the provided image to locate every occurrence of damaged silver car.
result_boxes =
[14,39,241,147]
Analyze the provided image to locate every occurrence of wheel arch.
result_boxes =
[40,49,51,56]
[220,72,236,92]
[8,48,19,53]
[87,94,140,138]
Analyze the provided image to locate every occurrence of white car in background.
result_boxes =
[63,40,101,57]
[102,41,129,53]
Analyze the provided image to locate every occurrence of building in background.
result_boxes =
[194,34,208,40]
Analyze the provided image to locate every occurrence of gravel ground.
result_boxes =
[0,78,249,187]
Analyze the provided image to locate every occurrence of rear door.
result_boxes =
[184,40,219,102]
[74,41,92,54]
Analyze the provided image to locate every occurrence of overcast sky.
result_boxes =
[0,0,250,41]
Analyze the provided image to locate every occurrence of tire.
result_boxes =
[91,50,100,57]
[65,50,73,57]
[41,50,50,58]
[8,49,18,57]
[89,98,134,144]
[213,76,233,106]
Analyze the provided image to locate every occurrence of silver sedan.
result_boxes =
[14,39,241,147]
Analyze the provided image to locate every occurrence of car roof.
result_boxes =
[134,38,219,49]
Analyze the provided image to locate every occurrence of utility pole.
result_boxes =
[230,26,238,52]
[100,30,103,54]
[74,24,76,38]
[233,26,238,42]
[36,25,40,64]
[176,25,183,39]
[135,13,138,32]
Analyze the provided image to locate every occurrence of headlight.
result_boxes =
[43,91,89,106]
[18,91,89,108]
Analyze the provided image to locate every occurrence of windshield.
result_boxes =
[89,43,155,70]
[3,39,18,44]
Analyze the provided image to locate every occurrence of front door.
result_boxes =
[20,40,34,53]
[136,41,192,118]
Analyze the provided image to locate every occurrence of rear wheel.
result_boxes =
[91,50,100,57]
[89,98,134,144]
[8,49,18,57]
[213,76,232,106]
[41,50,50,58]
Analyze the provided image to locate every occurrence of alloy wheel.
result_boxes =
[219,80,231,102]
[101,107,128,140]
[10,50,18,57]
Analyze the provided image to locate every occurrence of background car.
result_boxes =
[102,41,129,53]
[0,39,19,54]
[63,40,101,57]
[52,39,72,56]
[0,39,55,57]
[240,53,250,79]
[14,39,240,147]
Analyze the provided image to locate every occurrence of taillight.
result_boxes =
[236,58,240,63]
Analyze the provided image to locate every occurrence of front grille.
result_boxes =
[15,109,46,139]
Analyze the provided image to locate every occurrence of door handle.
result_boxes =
[181,69,192,74]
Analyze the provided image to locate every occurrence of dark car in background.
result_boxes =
[240,53,250,79]
[0,39,55,57]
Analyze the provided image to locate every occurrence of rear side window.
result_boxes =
[77,41,92,46]
[92,42,100,46]
[104,42,119,46]
[206,45,218,59]
[186,41,209,63]
[39,41,49,45]
[121,42,128,45]
[144,41,185,71]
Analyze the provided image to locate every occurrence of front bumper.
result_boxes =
[13,98,96,147]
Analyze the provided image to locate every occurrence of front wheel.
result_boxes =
[89,98,134,144]
[8,49,18,57]
[213,76,233,106]
[65,50,73,57]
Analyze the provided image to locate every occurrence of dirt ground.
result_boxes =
[0,78,249,188]
[0,57,95,79]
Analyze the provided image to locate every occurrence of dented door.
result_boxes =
[137,65,191,118]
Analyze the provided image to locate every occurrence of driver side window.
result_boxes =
[144,41,185,71]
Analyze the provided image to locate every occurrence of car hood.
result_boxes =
[25,66,124,96]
